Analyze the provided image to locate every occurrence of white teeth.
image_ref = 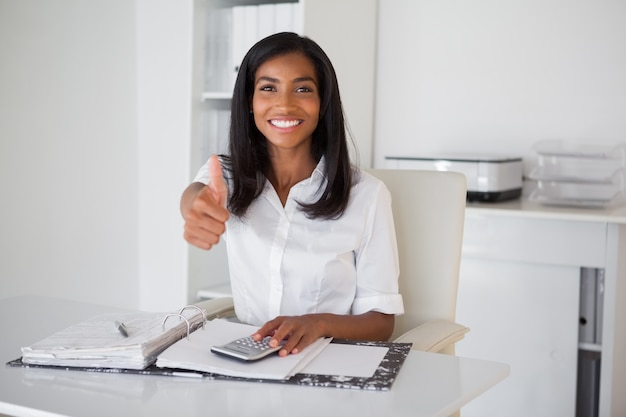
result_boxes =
[270,119,301,128]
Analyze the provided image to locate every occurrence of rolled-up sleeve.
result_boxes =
[352,179,404,316]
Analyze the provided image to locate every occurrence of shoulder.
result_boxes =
[344,168,395,232]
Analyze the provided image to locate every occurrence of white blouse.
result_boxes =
[193,158,404,326]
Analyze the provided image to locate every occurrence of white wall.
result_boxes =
[302,0,378,168]
[374,0,626,174]
[0,0,139,308]
[0,0,195,311]
[136,0,195,311]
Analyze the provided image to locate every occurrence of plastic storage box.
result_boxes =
[529,140,626,208]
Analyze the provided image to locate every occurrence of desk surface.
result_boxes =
[0,296,509,417]
[467,197,626,224]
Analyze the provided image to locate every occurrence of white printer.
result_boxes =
[385,155,523,202]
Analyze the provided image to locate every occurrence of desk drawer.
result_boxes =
[462,214,607,268]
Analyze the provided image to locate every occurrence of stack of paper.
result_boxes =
[157,319,332,380]
[21,310,205,370]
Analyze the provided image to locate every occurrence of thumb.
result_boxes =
[207,155,228,207]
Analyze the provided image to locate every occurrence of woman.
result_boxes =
[181,32,403,357]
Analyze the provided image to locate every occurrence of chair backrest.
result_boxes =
[366,169,467,341]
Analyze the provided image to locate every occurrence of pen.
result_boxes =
[115,320,129,337]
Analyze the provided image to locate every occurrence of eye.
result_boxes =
[258,84,276,92]
[296,86,314,93]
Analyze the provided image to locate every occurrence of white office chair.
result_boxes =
[195,169,469,354]
[367,169,468,354]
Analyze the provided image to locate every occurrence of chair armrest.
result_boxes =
[393,319,469,353]
[193,297,235,321]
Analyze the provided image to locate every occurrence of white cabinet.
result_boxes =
[458,259,579,416]
[455,202,626,417]
[457,214,587,416]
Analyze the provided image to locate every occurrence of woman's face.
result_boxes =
[251,52,320,155]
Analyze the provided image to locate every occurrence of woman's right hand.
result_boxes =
[181,155,230,250]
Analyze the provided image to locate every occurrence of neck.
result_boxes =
[266,152,317,205]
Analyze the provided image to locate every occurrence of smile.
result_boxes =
[270,119,302,128]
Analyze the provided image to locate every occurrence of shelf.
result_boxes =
[202,91,232,101]
[579,342,602,352]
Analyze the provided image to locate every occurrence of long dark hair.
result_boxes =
[223,32,353,219]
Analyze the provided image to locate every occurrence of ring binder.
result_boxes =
[17,305,208,370]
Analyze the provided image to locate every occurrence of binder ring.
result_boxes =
[161,314,191,340]
[178,305,206,330]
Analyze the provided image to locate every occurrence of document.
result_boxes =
[300,343,389,378]
[156,319,332,380]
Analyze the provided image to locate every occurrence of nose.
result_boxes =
[274,91,296,111]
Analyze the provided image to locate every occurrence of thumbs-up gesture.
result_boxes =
[207,154,228,207]
[182,155,230,250]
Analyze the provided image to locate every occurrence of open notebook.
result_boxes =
[157,319,331,380]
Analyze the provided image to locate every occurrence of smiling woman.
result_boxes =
[180,32,404,358]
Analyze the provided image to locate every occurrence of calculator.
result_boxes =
[210,336,285,362]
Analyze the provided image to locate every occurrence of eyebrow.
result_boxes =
[256,75,317,85]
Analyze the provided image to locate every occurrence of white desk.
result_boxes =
[0,296,509,417]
